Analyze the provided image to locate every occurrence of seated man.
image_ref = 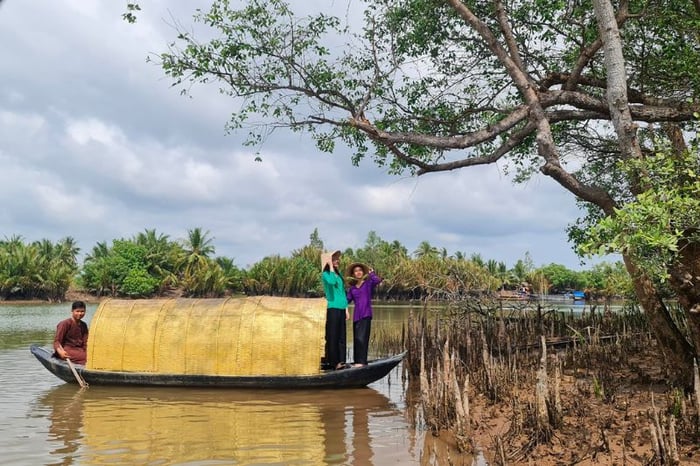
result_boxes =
[53,301,89,365]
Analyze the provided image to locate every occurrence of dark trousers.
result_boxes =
[353,317,372,365]
[325,308,346,367]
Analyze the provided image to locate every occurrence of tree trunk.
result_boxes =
[593,0,696,386]
[667,236,700,364]
[624,255,694,386]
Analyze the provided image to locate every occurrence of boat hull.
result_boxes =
[30,345,404,389]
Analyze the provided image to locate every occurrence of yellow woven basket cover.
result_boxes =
[85,297,326,376]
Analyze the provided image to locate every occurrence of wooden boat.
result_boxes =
[30,345,405,389]
[34,297,405,388]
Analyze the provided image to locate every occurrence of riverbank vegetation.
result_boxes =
[0,228,629,304]
[399,297,700,465]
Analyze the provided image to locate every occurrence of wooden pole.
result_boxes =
[66,358,88,389]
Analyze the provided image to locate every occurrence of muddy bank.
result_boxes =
[403,305,700,465]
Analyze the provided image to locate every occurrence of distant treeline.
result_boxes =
[0,228,634,302]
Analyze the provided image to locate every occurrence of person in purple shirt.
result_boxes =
[345,262,382,367]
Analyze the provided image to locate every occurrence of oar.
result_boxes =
[66,358,89,389]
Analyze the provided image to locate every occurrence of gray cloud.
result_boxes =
[0,1,602,270]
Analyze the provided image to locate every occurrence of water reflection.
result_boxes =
[5,303,475,465]
[38,384,400,465]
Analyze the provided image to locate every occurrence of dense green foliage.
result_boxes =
[0,236,78,301]
[0,228,629,302]
[78,228,243,298]
[581,143,700,282]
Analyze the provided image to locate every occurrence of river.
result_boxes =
[0,302,476,465]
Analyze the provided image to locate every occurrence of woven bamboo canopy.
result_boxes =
[85,297,327,376]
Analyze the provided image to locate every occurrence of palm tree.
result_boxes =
[178,228,218,295]
[1,242,41,299]
[135,229,170,249]
[470,253,485,268]
[182,228,215,258]
[511,259,529,285]
[85,241,110,262]
[389,240,408,258]
[496,261,509,291]
[413,241,439,259]
[33,239,55,259]
[1,234,24,254]
[180,228,215,273]
[134,229,177,287]
[55,237,80,269]
[485,259,499,275]
[216,256,245,293]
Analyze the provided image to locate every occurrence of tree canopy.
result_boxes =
[151,0,700,384]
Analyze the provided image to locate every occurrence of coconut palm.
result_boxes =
[180,228,215,268]
[0,241,41,299]
[413,241,439,259]
[216,256,246,293]
[452,250,466,261]
[85,241,110,262]
[469,253,485,268]
[177,227,216,282]
[55,237,80,268]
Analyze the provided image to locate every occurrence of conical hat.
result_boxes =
[346,262,370,277]
[320,250,341,271]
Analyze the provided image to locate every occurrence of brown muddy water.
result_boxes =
[0,302,479,465]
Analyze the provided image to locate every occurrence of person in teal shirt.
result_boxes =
[321,250,349,370]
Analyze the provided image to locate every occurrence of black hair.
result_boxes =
[72,300,86,310]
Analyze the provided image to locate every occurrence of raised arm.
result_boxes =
[368,270,383,286]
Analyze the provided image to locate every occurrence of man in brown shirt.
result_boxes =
[53,301,89,365]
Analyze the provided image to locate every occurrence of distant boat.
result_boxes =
[497,290,535,300]
[571,290,586,301]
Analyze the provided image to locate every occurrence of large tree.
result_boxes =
[156,0,700,384]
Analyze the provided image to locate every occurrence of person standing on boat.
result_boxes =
[53,301,89,365]
[346,263,382,367]
[321,250,349,370]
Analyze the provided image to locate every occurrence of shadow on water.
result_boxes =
[36,384,402,465]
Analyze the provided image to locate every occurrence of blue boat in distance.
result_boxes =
[571,290,586,300]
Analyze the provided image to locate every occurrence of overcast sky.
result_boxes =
[0,1,601,270]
